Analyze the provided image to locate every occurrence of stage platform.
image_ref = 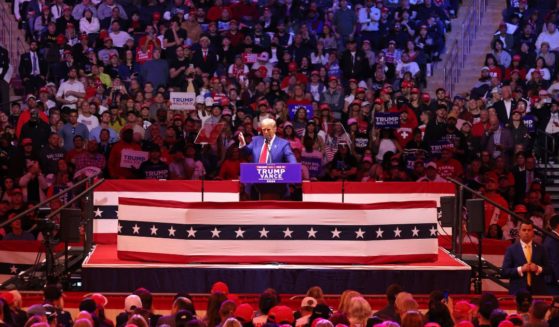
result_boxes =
[82,244,471,294]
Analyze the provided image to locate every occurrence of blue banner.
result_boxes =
[374,112,400,129]
[240,163,302,184]
[288,104,314,120]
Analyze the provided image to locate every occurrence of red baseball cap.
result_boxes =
[234,303,254,323]
[210,281,229,294]
[268,305,294,324]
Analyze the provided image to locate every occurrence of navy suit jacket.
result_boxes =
[502,241,548,294]
[246,135,297,164]
[544,234,559,286]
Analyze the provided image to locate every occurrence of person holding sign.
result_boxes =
[238,118,297,164]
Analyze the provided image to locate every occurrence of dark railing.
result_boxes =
[534,130,556,187]
[0,175,104,288]
[442,0,487,95]
[0,1,27,72]
[446,177,559,257]
[446,177,559,293]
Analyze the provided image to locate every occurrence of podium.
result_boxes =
[240,163,302,200]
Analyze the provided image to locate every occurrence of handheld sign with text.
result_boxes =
[429,139,454,155]
[120,149,149,168]
[170,92,196,110]
[374,112,400,129]
[523,114,536,133]
[240,163,302,184]
[242,53,258,64]
[301,157,322,178]
[288,104,314,120]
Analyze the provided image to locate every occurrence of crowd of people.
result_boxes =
[1,282,559,327]
[0,0,556,246]
[0,0,460,233]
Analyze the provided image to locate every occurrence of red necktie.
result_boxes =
[203,50,207,62]
[259,142,269,163]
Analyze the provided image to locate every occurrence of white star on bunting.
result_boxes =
[235,227,246,238]
[355,228,366,239]
[94,208,103,217]
[10,265,17,274]
[118,223,123,233]
[429,226,438,236]
[259,227,269,238]
[394,227,402,237]
[331,228,341,238]
[411,226,420,237]
[376,227,384,238]
[150,225,158,235]
[307,227,317,238]
[132,224,140,234]
[283,227,294,238]
[211,227,221,238]
[187,227,197,238]
[168,226,176,237]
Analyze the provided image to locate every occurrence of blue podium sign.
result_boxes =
[240,163,302,184]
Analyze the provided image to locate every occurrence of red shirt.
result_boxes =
[435,158,463,179]
[108,141,142,179]
[218,159,242,180]
[471,121,489,138]
[395,119,417,147]
[483,192,509,230]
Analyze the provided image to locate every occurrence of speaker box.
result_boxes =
[59,208,81,243]
[466,199,485,233]
[440,196,456,227]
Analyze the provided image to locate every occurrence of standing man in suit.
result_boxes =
[340,39,369,82]
[191,35,218,75]
[481,115,514,162]
[502,220,548,294]
[494,86,516,126]
[544,215,559,294]
[18,40,47,94]
[238,118,297,164]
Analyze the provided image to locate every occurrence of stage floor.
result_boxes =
[82,244,471,294]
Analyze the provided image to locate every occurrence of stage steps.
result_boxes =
[537,163,559,211]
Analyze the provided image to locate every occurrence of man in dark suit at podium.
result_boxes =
[238,118,297,164]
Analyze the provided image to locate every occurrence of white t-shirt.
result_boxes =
[56,79,85,109]
[78,114,100,132]
[109,31,132,48]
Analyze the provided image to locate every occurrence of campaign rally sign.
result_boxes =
[242,53,258,64]
[375,112,400,129]
[240,163,302,184]
[523,114,536,133]
[429,140,454,155]
[301,157,322,178]
[170,92,196,110]
[120,149,149,168]
[288,104,314,120]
